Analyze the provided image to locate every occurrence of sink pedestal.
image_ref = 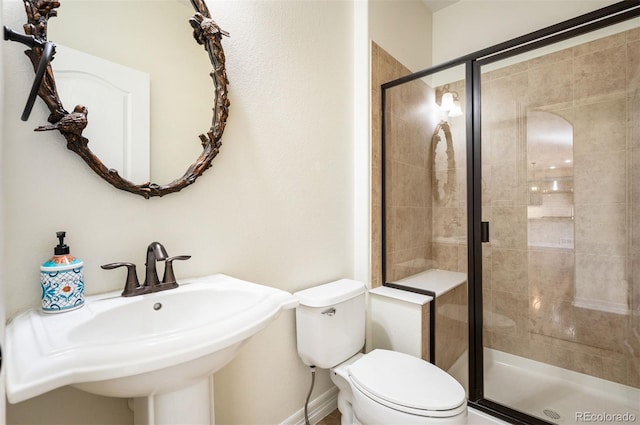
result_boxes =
[132,378,214,425]
[5,273,298,420]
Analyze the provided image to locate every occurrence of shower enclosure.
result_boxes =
[380,2,640,424]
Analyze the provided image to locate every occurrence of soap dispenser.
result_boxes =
[40,231,85,313]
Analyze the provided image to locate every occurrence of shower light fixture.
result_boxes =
[437,84,463,118]
[441,92,455,110]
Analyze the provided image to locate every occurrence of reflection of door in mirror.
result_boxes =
[47,0,213,184]
[53,45,150,182]
[526,111,574,249]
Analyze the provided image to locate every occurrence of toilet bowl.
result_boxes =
[294,279,467,425]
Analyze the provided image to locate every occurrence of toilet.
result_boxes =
[294,279,467,425]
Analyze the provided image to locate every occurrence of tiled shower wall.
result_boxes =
[371,43,468,372]
[382,63,436,283]
[371,42,468,286]
[373,27,639,388]
[371,42,396,289]
[482,28,640,388]
[371,42,436,287]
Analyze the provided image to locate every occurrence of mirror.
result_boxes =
[526,110,574,249]
[9,0,230,198]
[431,121,456,205]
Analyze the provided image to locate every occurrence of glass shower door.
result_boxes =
[479,20,640,423]
[381,63,469,386]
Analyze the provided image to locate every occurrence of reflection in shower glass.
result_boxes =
[382,63,468,387]
[480,21,639,423]
[527,111,574,249]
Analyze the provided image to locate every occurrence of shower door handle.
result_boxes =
[481,221,490,243]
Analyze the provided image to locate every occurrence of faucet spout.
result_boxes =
[144,241,168,287]
[102,241,190,297]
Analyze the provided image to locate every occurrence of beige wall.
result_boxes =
[369,0,432,73]
[432,0,619,64]
[2,0,354,424]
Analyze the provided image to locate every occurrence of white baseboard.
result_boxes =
[280,386,338,425]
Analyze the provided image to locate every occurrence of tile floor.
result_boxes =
[317,409,340,425]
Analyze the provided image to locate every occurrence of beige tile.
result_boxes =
[599,350,630,385]
[490,207,527,249]
[371,42,409,287]
[482,245,493,290]
[529,296,576,342]
[490,162,525,205]
[483,73,529,122]
[490,327,530,358]
[574,306,629,354]
[491,248,528,295]
[574,203,627,256]
[528,47,573,69]
[573,98,627,155]
[485,60,528,81]
[549,344,603,377]
[527,333,554,364]
[629,40,640,90]
[574,150,626,206]
[528,248,575,301]
[388,160,428,207]
[436,284,468,371]
[528,59,574,108]
[433,169,461,209]
[574,45,627,101]
[317,409,341,425]
[432,206,464,240]
[393,206,428,250]
[432,242,459,271]
[387,117,428,168]
[388,247,433,282]
[422,303,431,362]
[574,254,628,308]
[493,290,529,334]
[573,32,626,57]
[456,244,468,273]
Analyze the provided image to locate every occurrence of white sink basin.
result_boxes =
[5,274,298,404]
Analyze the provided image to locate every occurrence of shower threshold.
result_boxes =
[481,349,640,424]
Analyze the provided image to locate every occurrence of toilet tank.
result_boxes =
[294,279,366,369]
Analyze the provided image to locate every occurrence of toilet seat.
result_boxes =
[348,349,467,418]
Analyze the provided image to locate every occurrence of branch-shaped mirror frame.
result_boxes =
[13,0,230,198]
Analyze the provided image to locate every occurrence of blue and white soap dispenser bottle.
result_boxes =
[40,231,85,313]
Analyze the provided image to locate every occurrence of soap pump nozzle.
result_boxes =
[54,231,70,255]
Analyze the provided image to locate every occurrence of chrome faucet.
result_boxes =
[144,241,168,287]
[101,242,191,297]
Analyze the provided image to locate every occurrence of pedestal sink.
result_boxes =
[5,274,298,424]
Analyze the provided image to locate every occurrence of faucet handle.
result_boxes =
[101,262,144,297]
[162,255,191,287]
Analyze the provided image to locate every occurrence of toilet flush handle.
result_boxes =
[321,307,336,316]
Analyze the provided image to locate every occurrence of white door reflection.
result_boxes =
[52,45,150,182]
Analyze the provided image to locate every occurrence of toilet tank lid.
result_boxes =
[294,279,366,307]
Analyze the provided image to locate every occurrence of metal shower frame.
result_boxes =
[380,2,640,424]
